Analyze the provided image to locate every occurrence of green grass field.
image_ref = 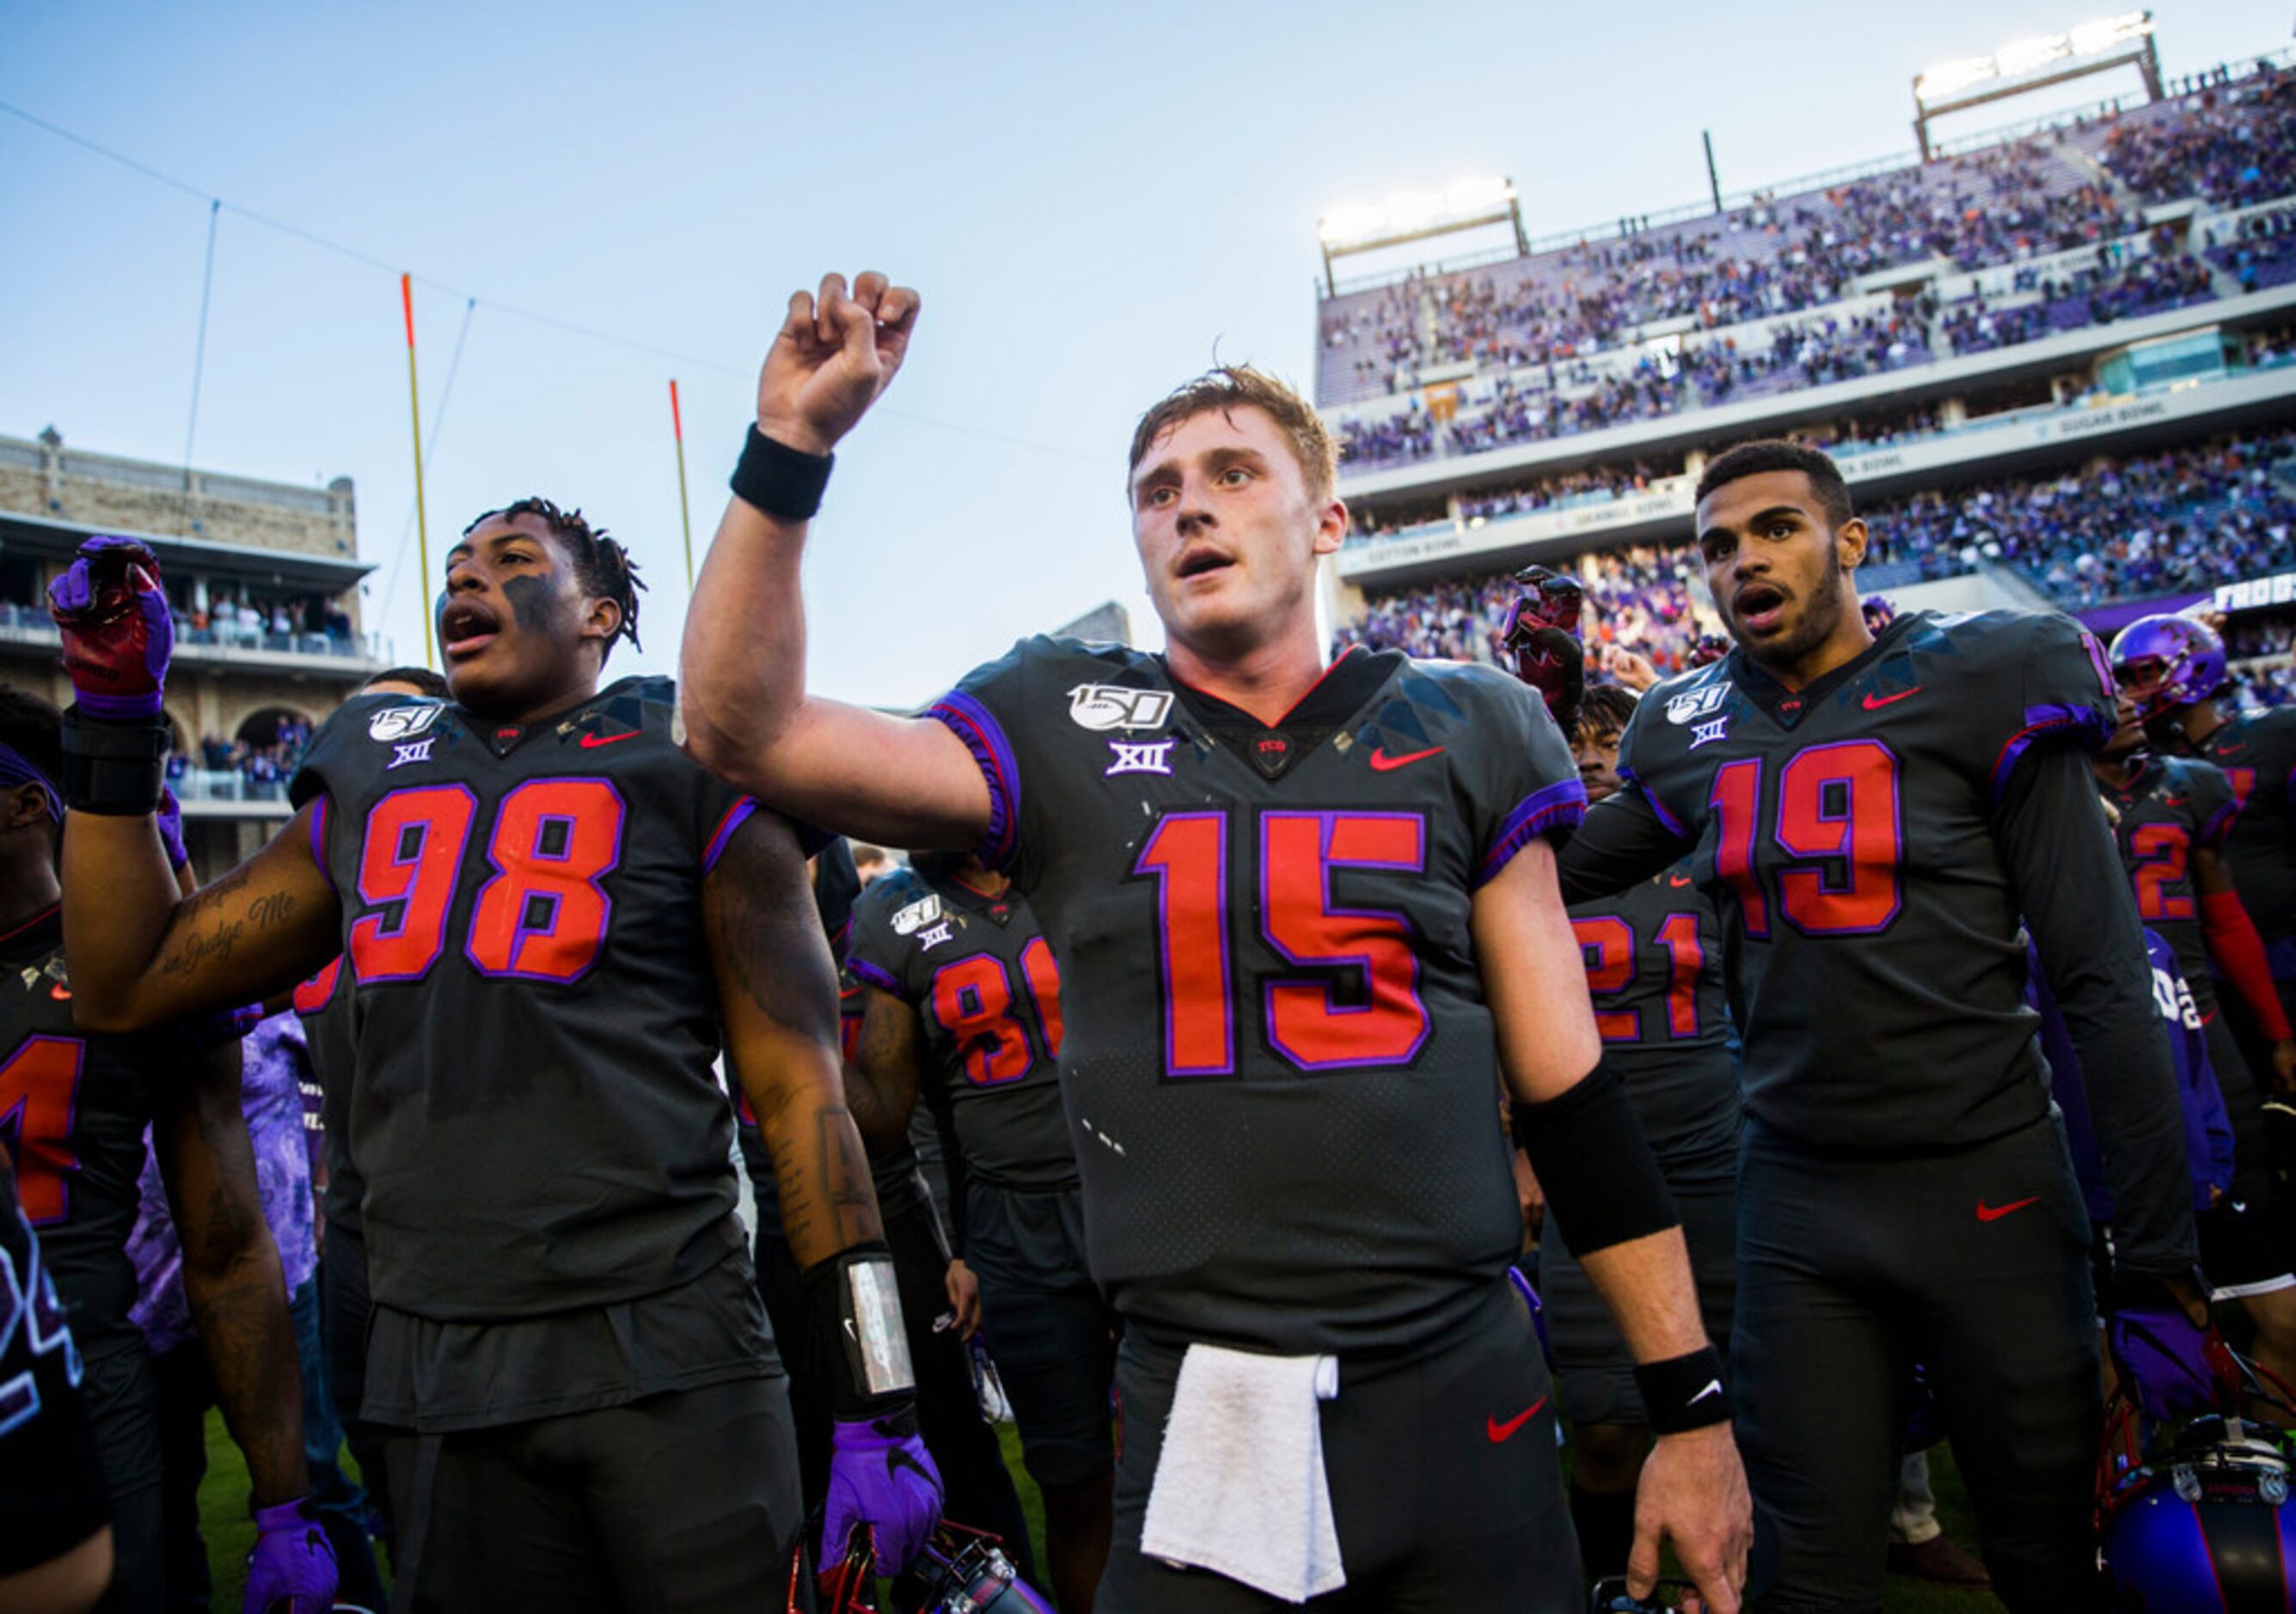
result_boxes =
[197,1409,2005,1611]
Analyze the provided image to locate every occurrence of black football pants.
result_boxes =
[383,1372,803,1612]
[1097,1283,1581,1613]
[1735,1116,2103,1613]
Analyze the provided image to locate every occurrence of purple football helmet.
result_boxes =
[2109,614,2227,722]
[804,1519,1055,1614]
[2098,1410,2296,1610]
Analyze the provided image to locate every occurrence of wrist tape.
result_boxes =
[801,1241,915,1418]
[1635,1345,1732,1434]
[59,706,168,816]
[731,426,834,523]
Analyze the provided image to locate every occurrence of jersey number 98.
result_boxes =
[350,780,627,985]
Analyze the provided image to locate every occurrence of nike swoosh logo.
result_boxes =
[1976,1195,2039,1222]
[1669,873,1694,888]
[2163,796,2188,806]
[1369,745,1445,772]
[1486,1395,1548,1443]
[1687,1379,1723,1405]
[1862,688,1920,710]
[579,731,639,749]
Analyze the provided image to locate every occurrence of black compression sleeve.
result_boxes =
[1513,1064,1678,1256]
[1999,744,2197,1276]
[1556,786,1690,905]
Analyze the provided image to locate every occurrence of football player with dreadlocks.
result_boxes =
[46,501,941,1610]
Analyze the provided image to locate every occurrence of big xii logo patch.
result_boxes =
[1068,685,1173,732]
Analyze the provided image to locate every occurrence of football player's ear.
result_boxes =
[1313,494,1349,558]
[1836,516,1870,572]
[4,779,50,834]
[581,595,623,649]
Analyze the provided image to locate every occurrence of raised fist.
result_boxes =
[47,535,173,719]
[1503,565,1587,736]
[757,272,921,457]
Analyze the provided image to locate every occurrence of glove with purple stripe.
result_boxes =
[824,1408,943,1574]
[47,536,173,720]
[243,1496,338,1613]
[1502,564,1587,736]
[2107,1273,2242,1422]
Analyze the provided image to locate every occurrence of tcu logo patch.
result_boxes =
[1666,684,1730,725]
[1105,740,1175,778]
[368,704,443,743]
[1068,684,1173,732]
[387,738,437,770]
[891,894,944,937]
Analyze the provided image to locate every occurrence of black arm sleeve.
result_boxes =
[2000,744,2197,1276]
[1557,785,1693,905]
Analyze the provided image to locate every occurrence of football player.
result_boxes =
[293,662,447,1570]
[739,846,1035,1580]
[1546,683,1739,1587]
[678,272,1749,1613]
[2121,613,2296,956]
[846,849,1117,1611]
[0,1137,114,1614]
[0,689,328,1612]
[45,510,940,1609]
[1553,437,2200,1611]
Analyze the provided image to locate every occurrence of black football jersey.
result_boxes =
[847,866,1075,1194]
[1583,610,2131,1150]
[290,675,768,1322]
[2193,707,2296,942]
[291,956,357,1232]
[928,639,1584,1354]
[2097,754,2239,1020]
[0,908,169,1364]
[1567,869,1738,1185]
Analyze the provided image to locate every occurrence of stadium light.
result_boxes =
[1317,177,1527,297]
[1319,177,1516,250]
[1911,10,2161,158]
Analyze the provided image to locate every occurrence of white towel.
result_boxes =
[1138,1343,1344,1603]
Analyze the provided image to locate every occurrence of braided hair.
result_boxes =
[462,497,646,660]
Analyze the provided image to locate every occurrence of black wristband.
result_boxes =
[1514,1063,1678,1256]
[1634,1345,1732,1434]
[731,425,834,523]
[59,706,168,816]
[799,1240,916,1420]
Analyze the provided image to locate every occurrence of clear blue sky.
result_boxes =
[3,2,2287,706]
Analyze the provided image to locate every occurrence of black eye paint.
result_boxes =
[501,574,555,634]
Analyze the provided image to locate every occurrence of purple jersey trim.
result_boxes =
[1617,765,1690,839]
[701,798,759,876]
[847,955,902,995]
[928,691,1021,871]
[2198,798,2238,848]
[1475,778,1589,890]
[1990,703,2112,802]
[306,796,336,897]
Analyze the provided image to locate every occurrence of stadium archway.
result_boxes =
[234,705,316,753]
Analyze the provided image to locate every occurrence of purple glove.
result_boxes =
[156,786,188,870]
[2108,1304,2242,1422]
[244,1497,337,1614]
[823,1409,943,1574]
[1502,564,1587,735]
[47,535,173,719]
